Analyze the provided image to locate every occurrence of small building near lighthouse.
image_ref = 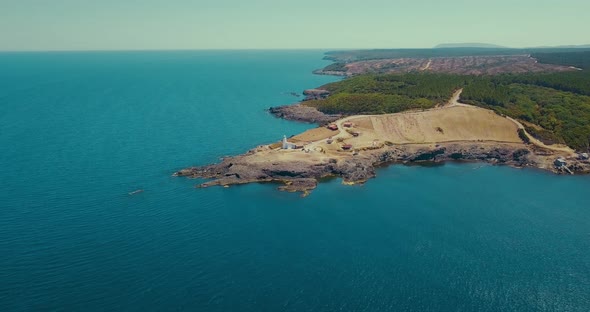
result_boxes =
[282,135,297,149]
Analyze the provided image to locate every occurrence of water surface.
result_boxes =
[0,51,589,311]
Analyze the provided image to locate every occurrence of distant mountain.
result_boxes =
[434,43,508,49]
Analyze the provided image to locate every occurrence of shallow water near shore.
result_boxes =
[1,51,590,311]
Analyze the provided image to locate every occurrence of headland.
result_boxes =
[175,90,589,195]
[175,49,590,195]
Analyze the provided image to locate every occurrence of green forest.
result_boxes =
[532,51,590,70]
[304,69,590,151]
[304,73,467,114]
[461,73,590,150]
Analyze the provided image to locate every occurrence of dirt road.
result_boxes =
[447,89,575,154]
[420,59,432,71]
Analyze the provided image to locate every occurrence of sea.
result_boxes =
[0,50,589,311]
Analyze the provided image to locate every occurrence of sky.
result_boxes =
[0,0,589,51]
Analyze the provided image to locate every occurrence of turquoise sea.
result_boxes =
[0,51,589,311]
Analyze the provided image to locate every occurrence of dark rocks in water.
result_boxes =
[302,89,330,101]
[449,152,464,160]
[486,148,513,162]
[277,178,317,194]
[334,158,376,183]
[410,148,446,161]
[512,149,530,163]
[377,150,398,163]
[263,169,305,178]
[282,92,301,97]
[267,88,338,124]
[268,104,341,124]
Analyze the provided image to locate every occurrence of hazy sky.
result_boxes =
[1,0,588,51]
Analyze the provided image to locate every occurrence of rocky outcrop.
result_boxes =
[302,89,331,101]
[332,156,377,183]
[268,89,339,124]
[174,142,589,196]
[268,104,341,124]
[312,70,350,76]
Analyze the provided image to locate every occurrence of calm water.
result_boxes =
[1,51,589,311]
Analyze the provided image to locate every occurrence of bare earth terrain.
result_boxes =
[317,55,576,76]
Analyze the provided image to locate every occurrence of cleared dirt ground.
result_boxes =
[341,106,521,148]
[341,55,575,75]
[291,127,336,143]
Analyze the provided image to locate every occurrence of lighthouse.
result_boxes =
[282,135,296,149]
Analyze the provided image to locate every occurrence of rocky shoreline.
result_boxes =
[268,104,340,124]
[312,69,349,76]
[174,141,590,196]
[268,88,340,124]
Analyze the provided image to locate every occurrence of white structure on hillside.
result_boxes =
[554,157,567,167]
[282,135,297,149]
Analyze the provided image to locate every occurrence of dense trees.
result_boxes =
[305,73,467,115]
[532,51,590,70]
[321,73,467,100]
[305,93,434,115]
[462,78,590,151]
[305,71,590,151]
[320,63,347,72]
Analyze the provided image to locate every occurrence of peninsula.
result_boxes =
[175,48,590,195]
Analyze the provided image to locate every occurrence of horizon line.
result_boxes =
[1,44,590,53]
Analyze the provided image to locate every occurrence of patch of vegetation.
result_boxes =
[462,79,590,150]
[305,73,467,115]
[305,68,590,150]
[321,62,347,72]
[482,71,590,96]
[517,129,530,144]
[524,125,563,145]
[305,93,434,115]
[532,51,590,70]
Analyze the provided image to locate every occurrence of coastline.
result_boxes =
[176,99,590,195]
[176,59,590,195]
[174,139,589,195]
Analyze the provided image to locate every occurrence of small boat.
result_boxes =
[128,189,144,195]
